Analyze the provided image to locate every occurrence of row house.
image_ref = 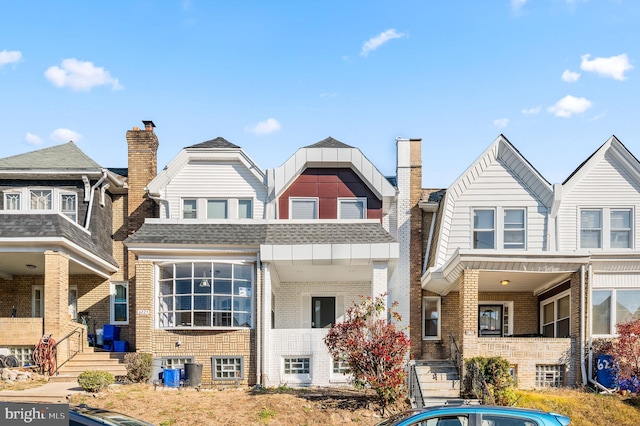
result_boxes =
[0,121,420,388]
[419,135,640,389]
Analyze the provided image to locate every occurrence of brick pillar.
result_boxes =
[459,269,479,360]
[44,250,70,359]
[134,260,155,353]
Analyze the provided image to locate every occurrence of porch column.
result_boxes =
[44,250,69,341]
[372,261,388,309]
[261,262,272,386]
[459,269,479,359]
[134,260,155,353]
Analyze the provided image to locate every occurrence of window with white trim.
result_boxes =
[212,356,244,380]
[540,291,570,338]
[290,198,318,219]
[338,198,366,219]
[580,209,602,248]
[473,209,495,249]
[30,189,52,210]
[158,262,253,329]
[111,281,129,325]
[182,199,197,219]
[422,297,441,339]
[283,357,310,374]
[238,199,253,219]
[332,358,350,375]
[611,209,632,248]
[592,289,640,335]
[4,192,20,210]
[60,193,77,222]
[207,199,228,219]
[503,208,525,249]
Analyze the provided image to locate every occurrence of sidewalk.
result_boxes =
[0,381,83,403]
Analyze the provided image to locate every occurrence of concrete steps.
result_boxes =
[415,360,461,399]
[51,349,128,383]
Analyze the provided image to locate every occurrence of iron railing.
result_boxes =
[449,332,462,378]
[406,361,425,408]
[53,326,85,373]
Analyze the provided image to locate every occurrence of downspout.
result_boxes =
[256,254,262,386]
[84,169,107,229]
[580,264,587,386]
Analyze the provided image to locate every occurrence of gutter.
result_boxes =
[580,264,587,387]
[256,254,262,386]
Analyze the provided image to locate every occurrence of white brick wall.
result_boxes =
[393,165,411,329]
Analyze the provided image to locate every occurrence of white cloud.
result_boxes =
[50,128,82,143]
[361,29,406,57]
[547,95,592,118]
[580,53,633,81]
[44,58,123,91]
[24,133,42,145]
[562,70,580,83]
[0,49,22,67]
[511,0,527,12]
[522,106,542,115]
[246,118,281,136]
[493,118,509,129]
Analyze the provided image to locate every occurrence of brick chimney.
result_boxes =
[126,120,159,237]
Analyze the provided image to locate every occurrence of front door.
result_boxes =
[479,304,503,337]
[311,297,335,328]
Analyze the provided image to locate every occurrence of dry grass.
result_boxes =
[65,384,640,426]
[0,378,48,391]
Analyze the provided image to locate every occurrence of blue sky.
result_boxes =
[1,0,640,188]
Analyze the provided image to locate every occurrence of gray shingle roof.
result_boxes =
[0,214,118,267]
[186,137,241,149]
[0,142,102,171]
[125,222,395,246]
[304,137,354,149]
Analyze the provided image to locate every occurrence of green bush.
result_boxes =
[463,356,516,406]
[124,352,153,383]
[77,370,115,393]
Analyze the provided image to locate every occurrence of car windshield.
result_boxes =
[376,410,424,426]
[71,406,153,426]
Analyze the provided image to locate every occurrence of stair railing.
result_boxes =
[53,326,85,374]
[449,332,462,378]
[406,360,425,408]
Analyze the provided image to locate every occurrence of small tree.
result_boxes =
[611,317,640,391]
[323,294,411,414]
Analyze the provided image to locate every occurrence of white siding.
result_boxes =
[593,273,640,288]
[440,161,549,264]
[163,160,267,219]
[558,151,640,251]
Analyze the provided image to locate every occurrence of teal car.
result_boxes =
[376,405,570,426]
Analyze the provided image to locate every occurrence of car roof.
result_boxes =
[69,405,154,426]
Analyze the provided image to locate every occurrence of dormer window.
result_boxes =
[30,189,52,210]
[60,193,77,222]
[290,198,318,219]
[473,209,495,249]
[580,208,633,249]
[183,199,197,219]
[339,198,367,219]
[238,199,253,219]
[207,199,228,219]
[580,209,602,248]
[611,209,632,248]
[4,192,20,210]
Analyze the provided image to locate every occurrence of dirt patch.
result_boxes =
[70,384,410,425]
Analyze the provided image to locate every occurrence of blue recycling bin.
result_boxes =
[596,355,617,389]
[113,340,128,352]
[163,368,180,388]
[102,324,120,351]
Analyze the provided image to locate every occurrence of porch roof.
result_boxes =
[422,249,591,295]
[0,213,119,277]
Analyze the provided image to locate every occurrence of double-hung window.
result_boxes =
[611,209,632,248]
[338,198,366,219]
[111,282,129,325]
[423,297,441,339]
[504,208,525,249]
[541,291,570,338]
[290,198,318,219]
[473,209,495,249]
[580,209,602,248]
[182,199,197,219]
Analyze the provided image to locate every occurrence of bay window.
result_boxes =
[541,291,570,338]
[158,262,253,329]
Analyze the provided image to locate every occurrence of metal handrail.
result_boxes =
[449,332,462,378]
[406,361,425,408]
[53,326,85,373]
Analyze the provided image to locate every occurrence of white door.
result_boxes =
[32,285,44,318]
[69,285,78,321]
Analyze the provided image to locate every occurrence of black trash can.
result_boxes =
[184,362,203,387]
